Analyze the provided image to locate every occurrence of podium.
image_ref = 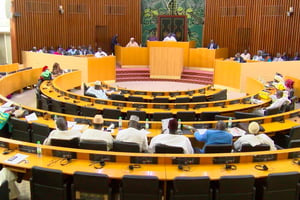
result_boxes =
[149,47,183,79]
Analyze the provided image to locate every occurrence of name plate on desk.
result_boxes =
[19,145,37,154]
[130,156,158,164]
[52,150,77,159]
[89,154,116,162]
[253,154,277,162]
[213,156,240,164]
[288,151,300,159]
[172,157,200,165]
[0,141,8,148]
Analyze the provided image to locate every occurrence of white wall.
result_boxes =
[0,0,12,64]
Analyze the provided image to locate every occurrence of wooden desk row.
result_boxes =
[2,137,300,181]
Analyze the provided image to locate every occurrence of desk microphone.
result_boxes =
[255,164,268,171]
[293,159,300,165]
[225,164,237,170]
[128,164,141,170]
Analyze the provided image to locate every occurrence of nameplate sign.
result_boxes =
[52,150,77,159]
[213,156,240,164]
[130,156,158,164]
[89,154,116,162]
[253,154,277,162]
[172,157,200,165]
[0,141,8,148]
[288,151,300,159]
[19,145,37,154]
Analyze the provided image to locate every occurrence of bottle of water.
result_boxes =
[178,119,182,130]
[145,118,149,129]
[37,141,42,157]
[118,116,122,129]
[228,117,232,128]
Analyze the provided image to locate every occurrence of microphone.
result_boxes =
[128,164,141,170]
[107,123,115,130]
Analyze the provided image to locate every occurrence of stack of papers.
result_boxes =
[5,153,29,164]
[228,127,246,137]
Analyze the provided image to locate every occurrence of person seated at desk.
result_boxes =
[285,79,295,99]
[234,121,276,151]
[115,115,149,152]
[94,47,108,58]
[39,65,52,81]
[126,37,139,47]
[85,81,108,99]
[241,49,251,60]
[80,114,113,151]
[149,118,194,154]
[163,33,177,42]
[43,117,81,145]
[51,62,63,78]
[207,39,218,49]
[193,120,232,153]
[253,90,291,116]
[273,52,284,62]
[233,52,245,63]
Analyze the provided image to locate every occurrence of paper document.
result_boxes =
[5,153,29,164]
[196,129,207,135]
[67,121,77,128]
[25,112,38,121]
[228,127,246,137]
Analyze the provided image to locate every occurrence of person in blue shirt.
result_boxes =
[193,120,232,153]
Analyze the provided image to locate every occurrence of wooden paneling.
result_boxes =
[11,0,141,63]
[11,0,300,62]
[204,0,300,57]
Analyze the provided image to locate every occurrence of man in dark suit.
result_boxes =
[207,39,218,49]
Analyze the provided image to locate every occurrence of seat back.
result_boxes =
[112,141,140,152]
[79,140,107,151]
[73,171,111,199]
[288,139,300,148]
[50,99,64,113]
[0,180,9,200]
[64,102,79,115]
[234,111,263,119]
[240,144,270,152]
[128,96,144,102]
[40,94,50,110]
[200,112,220,121]
[192,95,207,102]
[153,97,169,103]
[289,125,300,140]
[264,107,280,116]
[171,176,212,200]
[120,175,161,200]
[203,144,232,153]
[262,172,300,200]
[216,175,255,200]
[30,166,69,200]
[175,97,190,103]
[176,111,196,121]
[31,122,51,143]
[208,89,227,101]
[10,117,31,142]
[111,93,126,101]
[80,106,99,117]
[103,108,121,119]
[152,112,173,121]
[51,137,79,148]
[155,144,184,154]
[127,110,147,121]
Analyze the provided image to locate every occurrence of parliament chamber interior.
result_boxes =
[1,0,300,200]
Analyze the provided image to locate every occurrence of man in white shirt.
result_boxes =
[253,90,291,115]
[94,47,108,58]
[234,122,276,151]
[80,114,113,150]
[163,33,177,42]
[43,117,81,145]
[86,81,108,99]
[241,49,251,60]
[115,115,148,152]
[149,118,194,154]
[126,37,139,47]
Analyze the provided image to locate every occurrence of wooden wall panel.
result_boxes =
[204,0,300,58]
[11,0,300,62]
[11,0,141,63]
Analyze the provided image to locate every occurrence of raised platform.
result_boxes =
[116,67,214,85]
